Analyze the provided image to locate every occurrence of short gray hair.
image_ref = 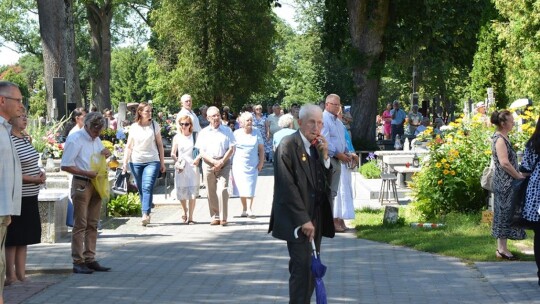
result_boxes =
[238,112,253,124]
[84,111,105,129]
[207,106,220,116]
[0,81,19,95]
[299,104,322,120]
[181,94,191,103]
[278,113,294,128]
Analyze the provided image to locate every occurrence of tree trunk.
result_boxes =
[37,0,80,119]
[86,0,113,111]
[346,0,390,146]
[37,0,66,120]
[64,0,82,107]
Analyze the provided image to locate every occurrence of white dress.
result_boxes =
[173,133,200,200]
[232,128,263,197]
[333,163,355,219]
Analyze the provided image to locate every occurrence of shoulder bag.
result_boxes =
[510,155,540,228]
[192,132,200,159]
[151,121,165,179]
[480,158,494,192]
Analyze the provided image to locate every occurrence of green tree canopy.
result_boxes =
[110,46,152,108]
[150,0,276,110]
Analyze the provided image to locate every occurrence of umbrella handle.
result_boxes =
[294,226,301,239]
[295,226,318,259]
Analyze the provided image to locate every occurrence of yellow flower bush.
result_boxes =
[410,115,492,219]
[411,107,540,220]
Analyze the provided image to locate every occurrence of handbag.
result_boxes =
[151,122,165,179]
[480,158,494,191]
[112,168,130,195]
[509,156,540,228]
[192,132,200,159]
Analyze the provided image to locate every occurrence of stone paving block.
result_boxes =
[7,165,540,303]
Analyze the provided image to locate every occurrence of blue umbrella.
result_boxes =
[294,227,328,304]
[311,240,328,304]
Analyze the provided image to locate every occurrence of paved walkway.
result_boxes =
[6,166,540,303]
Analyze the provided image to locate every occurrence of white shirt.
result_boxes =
[299,131,330,169]
[61,127,105,173]
[0,116,22,216]
[195,124,236,158]
[178,108,201,133]
[127,121,160,163]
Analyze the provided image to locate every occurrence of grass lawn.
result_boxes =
[352,207,535,262]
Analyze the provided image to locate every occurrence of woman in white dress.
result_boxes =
[334,108,359,232]
[232,112,264,218]
[171,115,201,224]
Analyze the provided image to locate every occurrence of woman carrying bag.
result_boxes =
[122,103,166,226]
[490,110,526,260]
[171,115,201,224]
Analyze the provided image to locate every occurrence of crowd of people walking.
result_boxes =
[7,75,540,303]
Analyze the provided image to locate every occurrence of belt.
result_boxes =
[73,175,90,182]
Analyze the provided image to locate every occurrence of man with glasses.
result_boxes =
[321,94,351,233]
[61,112,112,274]
[0,81,23,302]
[269,104,335,303]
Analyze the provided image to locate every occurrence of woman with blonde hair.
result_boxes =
[171,115,201,224]
[490,110,526,259]
[232,112,264,218]
[122,103,166,226]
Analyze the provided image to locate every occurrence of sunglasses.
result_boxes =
[179,123,191,127]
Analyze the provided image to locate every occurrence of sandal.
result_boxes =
[334,225,346,233]
[188,220,196,225]
[182,215,187,223]
[496,250,518,260]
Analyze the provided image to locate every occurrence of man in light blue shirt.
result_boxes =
[390,100,407,142]
[321,94,351,233]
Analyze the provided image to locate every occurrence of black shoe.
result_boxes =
[86,261,111,272]
[73,263,94,274]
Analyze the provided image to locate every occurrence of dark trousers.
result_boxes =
[286,206,322,304]
[391,124,404,142]
[533,225,540,279]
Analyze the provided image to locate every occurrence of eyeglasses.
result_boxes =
[179,123,191,127]
[1,95,23,103]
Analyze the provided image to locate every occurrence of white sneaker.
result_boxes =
[142,214,151,226]
[240,211,248,217]
[247,210,256,219]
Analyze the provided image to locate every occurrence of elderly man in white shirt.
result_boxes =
[176,94,202,134]
[61,112,112,275]
[195,106,236,226]
[0,81,24,300]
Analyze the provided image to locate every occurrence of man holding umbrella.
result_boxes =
[269,104,335,303]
